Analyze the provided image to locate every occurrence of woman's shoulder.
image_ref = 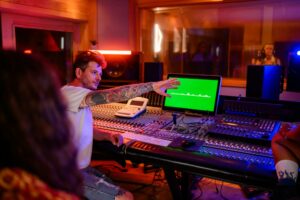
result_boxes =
[0,168,80,200]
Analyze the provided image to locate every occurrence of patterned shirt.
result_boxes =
[0,168,79,200]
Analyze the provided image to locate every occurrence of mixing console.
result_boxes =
[154,115,275,167]
[91,103,280,171]
[92,103,173,134]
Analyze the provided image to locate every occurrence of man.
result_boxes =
[61,50,180,200]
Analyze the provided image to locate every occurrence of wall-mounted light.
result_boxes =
[173,27,187,53]
[94,50,132,55]
[60,37,64,50]
[173,27,181,53]
[182,28,187,53]
[23,49,32,54]
[154,23,163,53]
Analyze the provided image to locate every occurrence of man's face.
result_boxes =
[79,61,102,90]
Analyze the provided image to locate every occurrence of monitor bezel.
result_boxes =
[162,73,222,116]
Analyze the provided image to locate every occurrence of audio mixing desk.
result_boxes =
[91,99,300,200]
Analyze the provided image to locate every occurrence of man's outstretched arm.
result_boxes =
[85,78,180,106]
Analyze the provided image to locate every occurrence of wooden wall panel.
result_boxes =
[0,0,89,21]
[0,0,98,51]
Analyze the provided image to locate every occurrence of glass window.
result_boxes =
[139,0,300,86]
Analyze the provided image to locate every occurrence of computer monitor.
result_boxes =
[162,73,222,115]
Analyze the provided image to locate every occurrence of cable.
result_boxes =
[191,176,204,200]
[220,183,230,200]
[215,181,229,200]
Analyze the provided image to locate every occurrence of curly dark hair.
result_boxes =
[73,50,107,78]
[0,50,83,197]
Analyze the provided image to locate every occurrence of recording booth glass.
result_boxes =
[162,73,222,115]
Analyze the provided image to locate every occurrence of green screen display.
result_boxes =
[163,74,221,114]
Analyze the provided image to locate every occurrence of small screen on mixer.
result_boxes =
[162,73,221,115]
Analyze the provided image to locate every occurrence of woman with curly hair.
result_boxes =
[0,50,84,199]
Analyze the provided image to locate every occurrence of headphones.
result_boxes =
[261,43,275,57]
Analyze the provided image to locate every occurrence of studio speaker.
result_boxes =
[287,55,300,92]
[246,65,283,101]
[144,62,163,82]
[102,53,140,81]
[100,52,141,87]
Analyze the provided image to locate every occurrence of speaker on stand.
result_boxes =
[99,52,141,89]
[143,62,164,106]
[287,53,300,92]
[144,62,163,82]
[246,65,283,101]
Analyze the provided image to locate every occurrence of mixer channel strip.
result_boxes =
[199,146,274,166]
[204,137,273,157]
[208,115,281,144]
[93,118,145,133]
[123,132,172,146]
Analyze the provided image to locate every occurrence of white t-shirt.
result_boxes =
[61,85,93,169]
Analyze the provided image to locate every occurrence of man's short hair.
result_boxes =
[73,50,107,72]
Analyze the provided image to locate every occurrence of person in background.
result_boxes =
[0,50,84,199]
[190,42,214,74]
[61,50,180,200]
[252,43,281,65]
[271,123,300,199]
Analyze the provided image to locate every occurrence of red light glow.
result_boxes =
[24,49,32,54]
[93,50,132,55]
